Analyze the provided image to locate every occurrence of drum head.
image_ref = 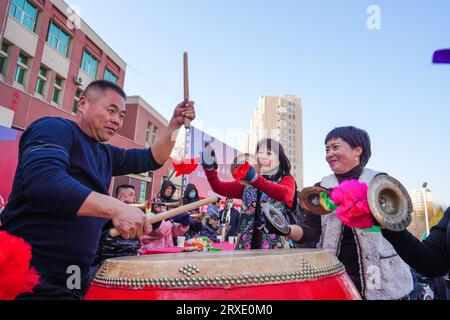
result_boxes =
[367,175,413,232]
[262,204,291,235]
[299,187,334,215]
[93,249,346,290]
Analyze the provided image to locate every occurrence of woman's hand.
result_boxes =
[233,162,258,184]
[200,145,218,171]
[286,225,304,242]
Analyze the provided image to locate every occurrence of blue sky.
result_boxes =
[72,0,450,205]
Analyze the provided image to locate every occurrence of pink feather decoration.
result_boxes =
[331,180,374,229]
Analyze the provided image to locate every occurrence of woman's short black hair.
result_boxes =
[256,138,291,177]
[325,126,372,167]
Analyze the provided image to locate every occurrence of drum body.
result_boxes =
[85,249,361,300]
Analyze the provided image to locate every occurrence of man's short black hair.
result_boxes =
[325,126,372,167]
[116,184,135,197]
[84,80,127,100]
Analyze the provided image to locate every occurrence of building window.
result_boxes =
[0,43,8,75]
[73,89,82,113]
[152,127,158,144]
[81,50,98,78]
[140,181,147,202]
[14,53,28,84]
[104,68,117,83]
[52,76,63,104]
[0,55,4,75]
[47,21,70,57]
[35,66,47,95]
[146,123,159,145]
[9,0,38,32]
[146,123,154,146]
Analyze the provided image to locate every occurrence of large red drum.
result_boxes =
[85,249,361,300]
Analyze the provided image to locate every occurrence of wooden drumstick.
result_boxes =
[183,52,190,129]
[109,196,218,238]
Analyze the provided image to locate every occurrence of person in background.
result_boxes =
[152,180,180,212]
[139,181,191,251]
[219,197,240,238]
[200,212,220,243]
[207,198,222,220]
[115,184,137,204]
[91,184,143,279]
[182,184,204,240]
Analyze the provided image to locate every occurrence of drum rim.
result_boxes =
[93,249,346,289]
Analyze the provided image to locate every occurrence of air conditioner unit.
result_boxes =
[74,76,84,86]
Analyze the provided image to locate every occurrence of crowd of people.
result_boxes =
[91,182,242,272]
[0,79,448,300]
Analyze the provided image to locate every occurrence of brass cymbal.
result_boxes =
[367,174,413,232]
[299,186,334,215]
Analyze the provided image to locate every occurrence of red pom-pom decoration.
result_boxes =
[0,231,40,300]
[232,162,251,181]
[331,180,374,229]
[172,158,199,177]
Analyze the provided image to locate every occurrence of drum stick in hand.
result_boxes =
[183,52,190,129]
[109,197,218,238]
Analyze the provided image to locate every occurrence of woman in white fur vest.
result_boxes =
[287,126,413,300]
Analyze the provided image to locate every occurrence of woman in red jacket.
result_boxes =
[201,139,296,250]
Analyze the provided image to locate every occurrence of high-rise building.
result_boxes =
[245,95,303,187]
[408,186,435,239]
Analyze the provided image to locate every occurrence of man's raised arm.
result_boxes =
[151,101,195,165]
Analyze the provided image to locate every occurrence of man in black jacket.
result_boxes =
[219,198,240,238]
[200,212,220,243]
[92,185,142,272]
[382,207,450,298]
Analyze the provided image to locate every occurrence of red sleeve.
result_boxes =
[251,175,296,208]
[205,169,245,199]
